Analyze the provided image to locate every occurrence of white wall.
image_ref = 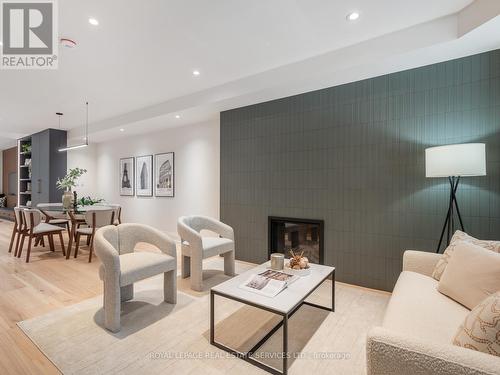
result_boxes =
[67,144,98,197]
[89,121,220,236]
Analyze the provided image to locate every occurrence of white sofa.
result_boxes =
[366,250,500,375]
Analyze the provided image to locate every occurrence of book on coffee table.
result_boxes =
[239,269,298,297]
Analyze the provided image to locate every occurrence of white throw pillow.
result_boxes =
[437,241,500,310]
[453,292,500,357]
[432,230,500,281]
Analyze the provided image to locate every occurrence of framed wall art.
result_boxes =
[136,155,153,197]
[119,157,135,196]
[154,152,174,197]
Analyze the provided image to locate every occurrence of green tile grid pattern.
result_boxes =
[220,49,500,291]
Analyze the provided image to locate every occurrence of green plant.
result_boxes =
[21,144,31,153]
[56,168,87,191]
[78,196,103,206]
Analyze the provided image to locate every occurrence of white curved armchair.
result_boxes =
[94,223,177,332]
[177,215,235,291]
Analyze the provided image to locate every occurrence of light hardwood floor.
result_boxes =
[0,220,102,375]
[0,219,390,375]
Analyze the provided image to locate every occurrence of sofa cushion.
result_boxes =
[438,242,500,309]
[453,292,500,357]
[383,271,469,344]
[432,230,500,281]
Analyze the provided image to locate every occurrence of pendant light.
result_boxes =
[58,102,89,152]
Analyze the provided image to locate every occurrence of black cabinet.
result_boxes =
[18,129,67,207]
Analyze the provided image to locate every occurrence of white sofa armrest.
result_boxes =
[402,250,441,277]
[367,327,500,375]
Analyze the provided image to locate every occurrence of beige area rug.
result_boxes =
[18,258,390,375]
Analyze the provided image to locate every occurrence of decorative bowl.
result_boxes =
[284,264,311,277]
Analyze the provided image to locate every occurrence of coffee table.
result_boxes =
[210,261,335,375]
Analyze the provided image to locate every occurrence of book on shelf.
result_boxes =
[239,269,298,297]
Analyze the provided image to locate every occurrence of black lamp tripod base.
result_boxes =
[436,176,465,253]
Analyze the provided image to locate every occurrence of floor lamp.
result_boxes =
[425,143,486,253]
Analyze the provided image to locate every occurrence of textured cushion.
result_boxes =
[202,237,234,257]
[119,252,175,286]
[432,230,500,281]
[0,196,6,208]
[49,218,69,225]
[438,242,500,309]
[77,227,93,235]
[383,271,469,344]
[453,292,500,357]
[33,223,64,234]
[182,237,234,258]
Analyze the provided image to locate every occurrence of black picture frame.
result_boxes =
[119,157,135,196]
[154,152,175,197]
[135,155,153,197]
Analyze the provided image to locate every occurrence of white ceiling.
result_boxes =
[2,0,499,148]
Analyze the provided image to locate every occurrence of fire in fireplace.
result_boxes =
[268,216,324,264]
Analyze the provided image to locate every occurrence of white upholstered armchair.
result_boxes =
[177,216,235,291]
[94,223,177,332]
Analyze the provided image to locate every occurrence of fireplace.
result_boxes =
[268,216,324,264]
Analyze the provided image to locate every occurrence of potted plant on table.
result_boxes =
[56,168,87,209]
[78,196,104,206]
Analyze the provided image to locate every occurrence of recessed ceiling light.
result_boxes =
[119,128,124,132]
[175,115,180,119]
[192,70,200,76]
[88,18,99,26]
[346,12,359,21]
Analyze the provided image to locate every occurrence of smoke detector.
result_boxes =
[60,38,77,49]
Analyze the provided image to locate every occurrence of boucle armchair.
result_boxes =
[94,223,177,332]
[177,216,235,291]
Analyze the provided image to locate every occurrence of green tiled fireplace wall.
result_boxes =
[220,49,500,291]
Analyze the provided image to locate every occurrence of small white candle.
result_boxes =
[270,253,284,270]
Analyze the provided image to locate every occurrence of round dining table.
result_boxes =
[36,204,115,259]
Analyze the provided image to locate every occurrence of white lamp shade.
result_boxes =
[425,143,486,177]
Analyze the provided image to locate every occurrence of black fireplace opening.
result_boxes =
[268,216,324,264]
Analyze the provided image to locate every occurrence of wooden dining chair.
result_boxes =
[17,209,66,263]
[95,203,122,225]
[9,207,26,256]
[74,209,115,262]
[111,205,122,225]
[37,203,71,232]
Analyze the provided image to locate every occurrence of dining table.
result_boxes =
[36,204,116,259]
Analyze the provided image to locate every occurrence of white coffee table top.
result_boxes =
[211,261,334,314]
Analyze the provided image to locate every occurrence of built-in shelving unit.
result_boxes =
[16,129,67,208]
[18,136,32,207]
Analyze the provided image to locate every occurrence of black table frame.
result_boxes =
[210,269,335,375]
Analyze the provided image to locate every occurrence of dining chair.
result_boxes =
[96,203,122,225]
[37,203,71,232]
[17,209,66,263]
[74,209,115,262]
[110,205,122,225]
[9,207,26,256]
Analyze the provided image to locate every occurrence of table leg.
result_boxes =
[67,219,76,259]
[332,269,335,312]
[283,314,288,375]
[210,291,215,344]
